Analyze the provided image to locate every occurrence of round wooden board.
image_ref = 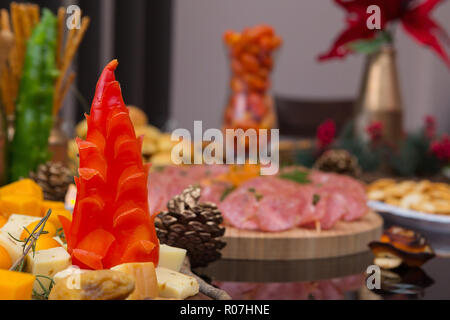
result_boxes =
[221,210,383,260]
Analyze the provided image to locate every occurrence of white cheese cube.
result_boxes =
[26,247,71,295]
[1,214,40,239]
[158,244,186,272]
[155,267,199,299]
[0,230,22,263]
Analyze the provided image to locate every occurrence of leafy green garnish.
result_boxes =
[32,275,55,300]
[312,194,321,206]
[279,170,310,184]
[56,228,66,244]
[220,185,236,201]
[248,188,263,201]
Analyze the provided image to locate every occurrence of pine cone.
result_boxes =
[314,149,361,177]
[29,162,73,201]
[155,185,226,268]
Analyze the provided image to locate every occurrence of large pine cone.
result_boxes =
[30,162,73,201]
[314,149,361,177]
[155,185,226,268]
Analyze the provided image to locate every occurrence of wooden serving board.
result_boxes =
[221,210,383,260]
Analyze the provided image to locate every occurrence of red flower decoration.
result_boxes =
[366,121,384,141]
[431,134,450,162]
[319,0,450,67]
[317,119,336,148]
[424,114,436,138]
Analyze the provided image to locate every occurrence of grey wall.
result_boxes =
[170,0,450,134]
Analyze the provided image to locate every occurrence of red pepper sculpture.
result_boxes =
[60,60,159,269]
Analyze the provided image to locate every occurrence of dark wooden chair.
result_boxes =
[275,96,355,138]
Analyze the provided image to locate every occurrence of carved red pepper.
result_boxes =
[60,60,159,269]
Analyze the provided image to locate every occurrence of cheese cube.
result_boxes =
[0,179,43,200]
[0,269,35,300]
[1,214,40,239]
[0,196,42,218]
[0,230,22,263]
[158,244,186,272]
[48,209,72,229]
[41,201,66,216]
[111,262,158,299]
[155,267,199,299]
[26,247,71,295]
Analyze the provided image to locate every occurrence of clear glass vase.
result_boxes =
[222,25,281,134]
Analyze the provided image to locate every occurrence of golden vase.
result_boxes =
[355,45,403,146]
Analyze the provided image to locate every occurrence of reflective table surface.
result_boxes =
[198,252,450,300]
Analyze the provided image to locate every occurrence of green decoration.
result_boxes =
[9,9,58,182]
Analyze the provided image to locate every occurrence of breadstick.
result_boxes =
[19,4,32,39]
[56,7,65,69]
[1,70,13,115]
[54,71,75,115]
[55,16,89,107]
[29,4,39,26]
[1,9,11,31]
[10,2,23,77]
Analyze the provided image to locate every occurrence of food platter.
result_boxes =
[368,200,450,234]
[221,210,383,260]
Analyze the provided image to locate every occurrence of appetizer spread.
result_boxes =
[0,61,201,300]
[149,165,368,232]
[367,179,450,215]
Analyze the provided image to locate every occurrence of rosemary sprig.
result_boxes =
[32,275,55,300]
[9,209,53,271]
[55,227,66,244]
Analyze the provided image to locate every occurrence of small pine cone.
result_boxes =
[314,149,361,177]
[29,162,73,201]
[155,185,226,268]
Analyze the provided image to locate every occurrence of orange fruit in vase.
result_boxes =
[261,56,273,70]
[20,221,57,241]
[34,237,61,252]
[0,245,12,269]
[0,216,7,228]
[240,53,260,73]
[231,60,244,75]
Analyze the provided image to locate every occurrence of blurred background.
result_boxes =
[1,0,449,135]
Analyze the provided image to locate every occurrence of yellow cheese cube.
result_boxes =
[0,231,22,263]
[1,214,40,240]
[26,247,71,295]
[0,269,35,300]
[155,267,199,299]
[158,244,186,272]
[0,179,43,200]
[0,196,42,218]
[40,201,66,216]
[48,209,72,229]
[111,262,158,300]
